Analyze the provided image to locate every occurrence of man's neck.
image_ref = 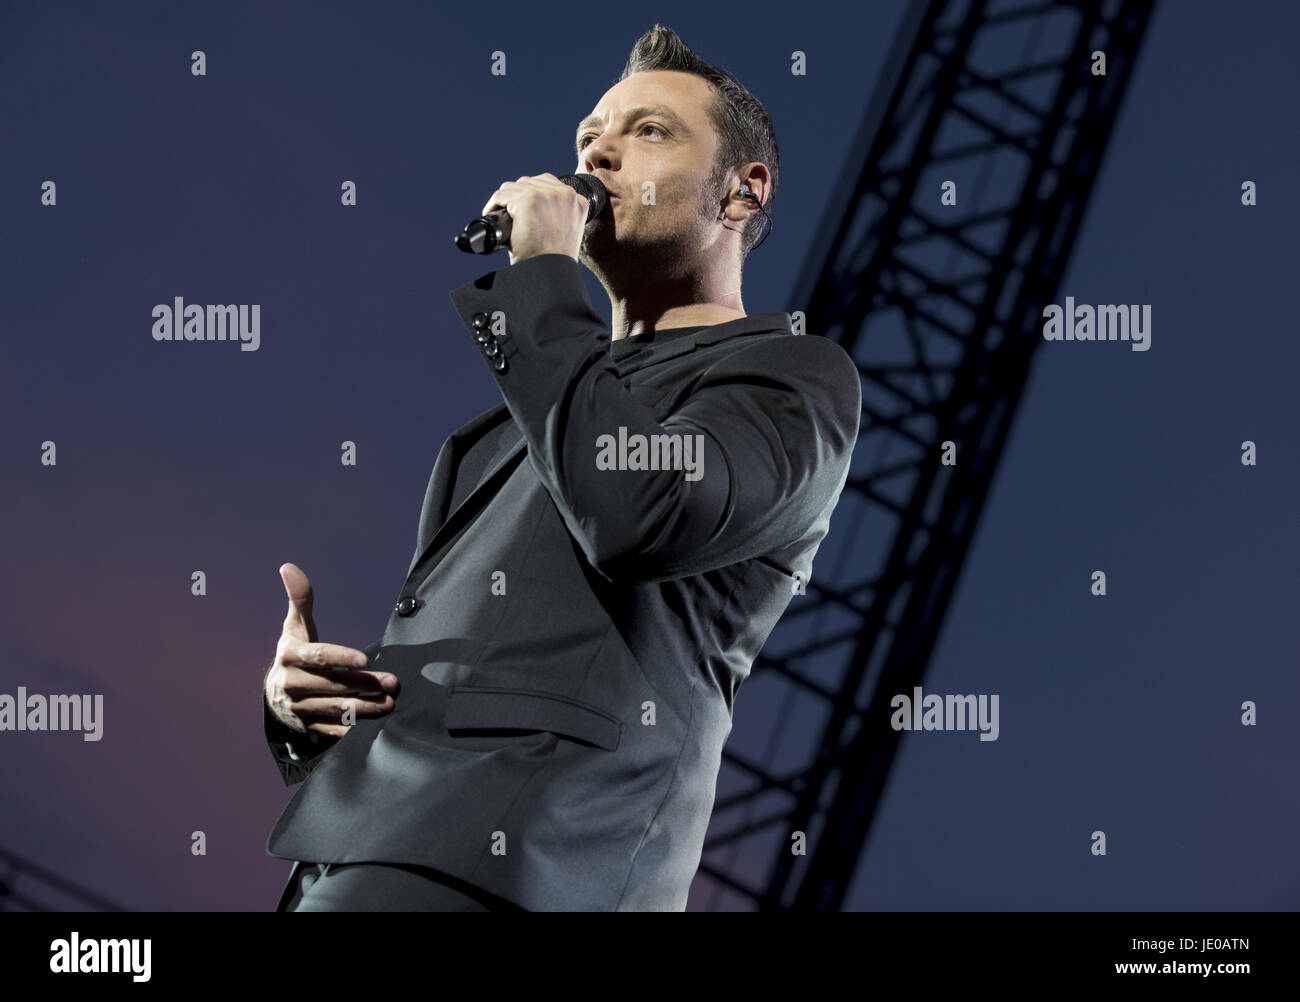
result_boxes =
[609,301,746,341]
[603,270,746,341]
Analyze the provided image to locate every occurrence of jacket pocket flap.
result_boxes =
[445,686,621,751]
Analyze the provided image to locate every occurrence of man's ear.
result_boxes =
[738,163,771,209]
[720,180,753,222]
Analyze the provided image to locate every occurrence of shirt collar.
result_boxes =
[610,311,793,375]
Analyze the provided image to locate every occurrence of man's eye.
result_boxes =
[576,124,665,152]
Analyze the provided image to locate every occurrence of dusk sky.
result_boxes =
[1,0,1295,910]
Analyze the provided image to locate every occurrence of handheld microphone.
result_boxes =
[455,174,609,254]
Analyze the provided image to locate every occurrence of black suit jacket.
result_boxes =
[263,254,861,910]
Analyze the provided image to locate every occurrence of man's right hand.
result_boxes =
[264,562,398,739]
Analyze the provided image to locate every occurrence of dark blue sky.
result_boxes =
[0,0,1295,910]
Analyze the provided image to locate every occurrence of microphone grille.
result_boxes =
[559,173,609,221]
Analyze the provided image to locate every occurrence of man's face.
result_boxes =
[573,70,728,279]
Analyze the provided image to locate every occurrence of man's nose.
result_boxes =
[581,139,618,170]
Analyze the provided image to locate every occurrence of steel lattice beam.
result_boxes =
[696,0,1156,911]
[0,845,125,912]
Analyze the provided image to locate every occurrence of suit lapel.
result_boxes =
[405,401,526,580]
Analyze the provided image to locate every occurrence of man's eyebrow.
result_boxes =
[574,106,690,145]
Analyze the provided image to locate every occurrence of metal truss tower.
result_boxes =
[0,845,125,911]
[697,0,1157,910]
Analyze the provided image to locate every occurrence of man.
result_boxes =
[262,24,861,911]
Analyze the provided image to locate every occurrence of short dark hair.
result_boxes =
[618,24,778,262]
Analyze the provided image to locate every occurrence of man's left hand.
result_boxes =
[482,173,590,266]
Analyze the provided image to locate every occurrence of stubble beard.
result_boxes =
[579,175,726,289]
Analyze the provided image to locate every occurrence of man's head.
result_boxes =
[576,25,779,287]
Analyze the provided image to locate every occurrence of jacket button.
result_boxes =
[482,340,498,357]
[395,596,420,616]
[471,312,488,329]
[474,328,492,344]
[492,354,507,372]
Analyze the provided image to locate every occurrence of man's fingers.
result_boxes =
[281,639,373,671]
[269,563,399,737]
[481,185,507,215]
[279,562,316,642]
[279,664,398,698]
[481,175,571,215]
[294,693,394,725]
[304,722,351,739]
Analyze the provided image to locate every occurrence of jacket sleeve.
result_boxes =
[447,254,861,583]
[262,638,383,787]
